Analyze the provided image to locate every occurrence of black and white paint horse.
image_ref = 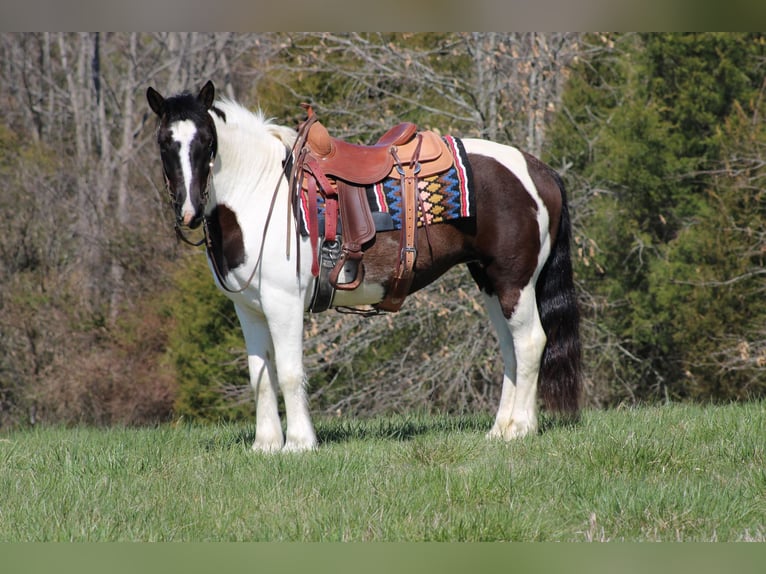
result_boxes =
[147,81,582,452]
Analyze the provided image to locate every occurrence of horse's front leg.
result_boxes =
[235,304,284,452]
[265,298,317,453]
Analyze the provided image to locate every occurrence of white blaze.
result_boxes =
[170,119,198,225]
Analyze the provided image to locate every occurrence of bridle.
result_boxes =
[163,135,297,295]
[166,153,214,248]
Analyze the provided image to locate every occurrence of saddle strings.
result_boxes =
[287,106,319,275]
[391,136,434,255]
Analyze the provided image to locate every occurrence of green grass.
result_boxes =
[1,402,764,541]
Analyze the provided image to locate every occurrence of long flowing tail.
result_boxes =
[536,172,582,419]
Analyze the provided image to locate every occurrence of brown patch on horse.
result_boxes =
[359,217,481,294]
[206,204,245,275]
[467,153,541,318]
[360,153,543,319]
[523,151,562,244]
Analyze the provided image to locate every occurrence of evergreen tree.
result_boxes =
[546,32,766,403]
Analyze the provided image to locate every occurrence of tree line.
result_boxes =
[0,32,763,427]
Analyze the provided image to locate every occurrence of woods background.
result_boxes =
[0,33,764,427]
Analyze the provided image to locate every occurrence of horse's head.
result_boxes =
[147,80,218,229]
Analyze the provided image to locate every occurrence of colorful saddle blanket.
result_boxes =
[299,135,474,237]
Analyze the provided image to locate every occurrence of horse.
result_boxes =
[146,80,582,452]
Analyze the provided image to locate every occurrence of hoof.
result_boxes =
[282,440,318,453]
[251,436,284,453]
[283,434,318,453]
[486,419,538,441]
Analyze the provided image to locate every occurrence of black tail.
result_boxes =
[536,173,582,419]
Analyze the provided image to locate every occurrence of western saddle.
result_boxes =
[291,105,454,313]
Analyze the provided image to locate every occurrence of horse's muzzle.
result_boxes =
[179,211,204,229]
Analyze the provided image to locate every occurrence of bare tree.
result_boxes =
[265,33,581,152]
[0,32,277,424]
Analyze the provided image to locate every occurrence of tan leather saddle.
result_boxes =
[293,105,454,312]
[305,119,452,183]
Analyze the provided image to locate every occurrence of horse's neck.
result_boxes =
[207,123,305,266]
[210,126,286,214]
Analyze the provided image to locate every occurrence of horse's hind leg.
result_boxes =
[482,282,546,440]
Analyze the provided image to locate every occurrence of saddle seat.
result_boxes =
[306,119,452,183]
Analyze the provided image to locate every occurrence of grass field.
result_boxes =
[1,401,764,541]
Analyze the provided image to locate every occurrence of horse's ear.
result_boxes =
[146,87,165,116]
[198,81,215,110]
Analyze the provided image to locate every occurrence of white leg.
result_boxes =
[508,283,546,436]
[235,305,284,452]
[265,304,317,452]
[483,293,518,439]
[486,283,546,440]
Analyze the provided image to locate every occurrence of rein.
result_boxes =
[168,139,298,295]
[174,224,206,247]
